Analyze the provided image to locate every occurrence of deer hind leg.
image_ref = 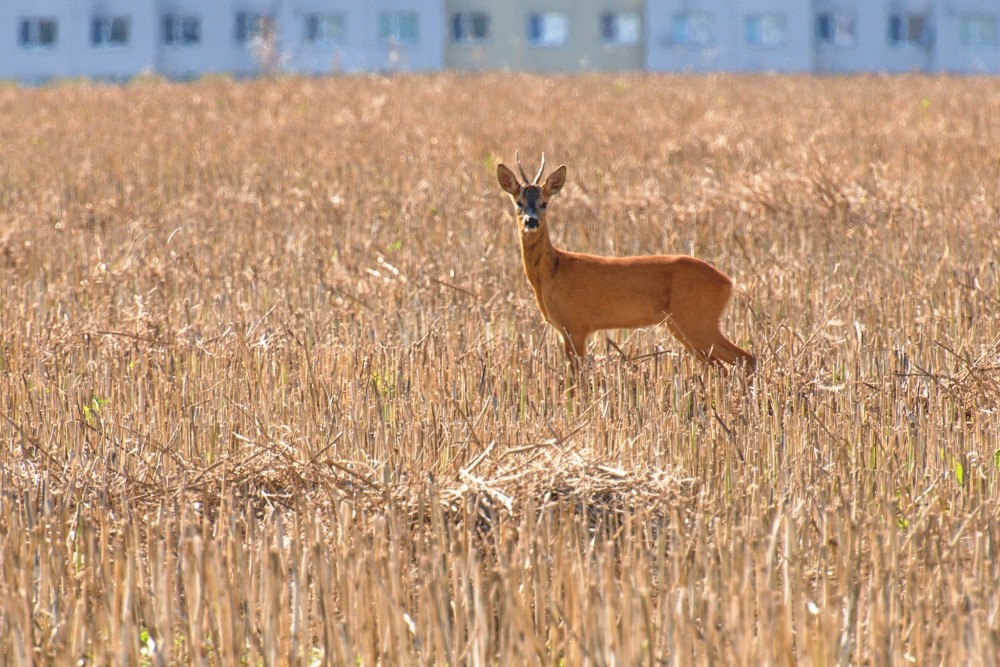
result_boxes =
[715,337,756,372]
[666,316,755,372]
[703,335,756,372]
[665,278,755,371]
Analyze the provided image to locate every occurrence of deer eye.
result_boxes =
[516,201,524,209]
[540,202,547,209]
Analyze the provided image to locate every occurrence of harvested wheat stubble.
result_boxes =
[1,73,1000,665]
[406,447,690,527]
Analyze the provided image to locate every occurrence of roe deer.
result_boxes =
[497,153,755,372]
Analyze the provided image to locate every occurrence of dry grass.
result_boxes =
[1,73,999,665]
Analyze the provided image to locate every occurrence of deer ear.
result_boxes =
[543,165,567,196]
[497,164,521,196]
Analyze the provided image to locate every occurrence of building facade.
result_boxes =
[3,0,159,82]
[0,1,997,82]
[645,0,814,72]
[445,0,645,72]
[811,0,936,73]
[646,0,1000,74]
[0,0,445,83]
[927,0,999,73]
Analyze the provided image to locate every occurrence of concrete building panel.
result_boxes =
[0,1,997,81]
[933,0,1000,73]
[1,0,443,82]
[445,0,644,72]
[2,0,157,82]
[646,0,813,72]
[645,0,731,72]
[815,1,935,73]
[155,3,233,79]
[731,0,813,72]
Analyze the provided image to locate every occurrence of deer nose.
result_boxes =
[524,216,539,230]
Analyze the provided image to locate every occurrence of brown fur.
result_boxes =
[497,159,755,371]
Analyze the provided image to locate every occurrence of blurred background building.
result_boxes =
[1,0,997,83]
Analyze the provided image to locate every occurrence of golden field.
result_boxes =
[1,73,999,665]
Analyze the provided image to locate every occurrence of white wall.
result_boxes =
[934,0,1000,73]
[644,0,813,72]
[730,0,813,72]
[645,0,728,72]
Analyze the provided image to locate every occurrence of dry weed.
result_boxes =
[1,73,999,665]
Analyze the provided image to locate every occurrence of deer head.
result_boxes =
[497,152,567,233]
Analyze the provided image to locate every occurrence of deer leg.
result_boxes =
[709,336,756,372]
[561,330,590,359]
[666,318,754,371]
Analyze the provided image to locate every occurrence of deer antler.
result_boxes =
[533,153,546,185]
[515,150,530,184]
[515,151,547,185]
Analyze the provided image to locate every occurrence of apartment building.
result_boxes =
[1,1,998,82]
[810,0,1000,73]
[935,1,1000,73]
[646,0,1000,73]
[156,1,446,77]
[2,0,158,82]
[445,0,644,72]
[0,0,444,83]
[645,0,814,72]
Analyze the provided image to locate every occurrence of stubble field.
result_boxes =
[1,73,999,665]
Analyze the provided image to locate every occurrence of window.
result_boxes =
[305,13,345,45]
[452,12,490,44]
[601,12,640,46]
[745,14,786,47]
[670,12,713,47]
[18,17,58,48]
[816,12,856,47]
[379,11,419,44]
[888,13,929,46]
[91,16,129,47]
[960,15,998,46]
[528,12,568,46]
[236,12,273,43]
[163,14,200,46]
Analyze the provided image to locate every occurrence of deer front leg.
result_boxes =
[559,330,590,383]
[560,330,591,359]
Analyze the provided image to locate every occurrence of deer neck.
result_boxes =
[519,225,558,290]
